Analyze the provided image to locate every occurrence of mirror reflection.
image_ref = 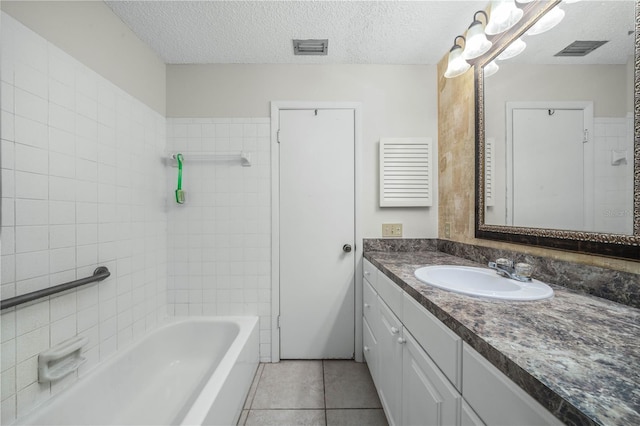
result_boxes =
[483,0,635,235]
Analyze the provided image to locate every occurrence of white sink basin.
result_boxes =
[414,265,554,301]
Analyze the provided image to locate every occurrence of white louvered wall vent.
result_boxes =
[485,137,495,207]
[379,138,432,207]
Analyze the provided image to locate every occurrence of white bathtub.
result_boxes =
[15,317,259,426]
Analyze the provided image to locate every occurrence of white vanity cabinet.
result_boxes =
[363,260,464,426]
[362,258,561,426]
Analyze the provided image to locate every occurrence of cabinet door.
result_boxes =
[377,298,403,426]
[363,316,379,385]
[402,330,461,426]
[363,278,380,337]
[461,400,485,426]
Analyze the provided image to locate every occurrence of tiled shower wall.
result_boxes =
[593,115,634,234]
[166,118,272,361]
[0,14,168,422]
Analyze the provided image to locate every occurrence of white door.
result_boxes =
[279,108,355,359]
[511,108,585,230]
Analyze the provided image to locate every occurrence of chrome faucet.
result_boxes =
[488,258,533,282]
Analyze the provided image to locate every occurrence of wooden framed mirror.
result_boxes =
[474,0,639,260]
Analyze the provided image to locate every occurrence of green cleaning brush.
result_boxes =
[175,153,185,204]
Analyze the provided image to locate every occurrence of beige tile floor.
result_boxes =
[239,360,388,426]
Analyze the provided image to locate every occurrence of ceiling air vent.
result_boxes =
[293,39,328,56]
[555,40,608,57]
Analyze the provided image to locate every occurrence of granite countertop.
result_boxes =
[364,250,640,426]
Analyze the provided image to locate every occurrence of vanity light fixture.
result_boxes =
[485,0,523,35]
[526,5,565,36]
[497,37,526,60]
[483,60,499,77]
[444,36,471,78]
[461,11,493,60]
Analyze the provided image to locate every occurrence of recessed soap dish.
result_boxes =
[38,336,88,383]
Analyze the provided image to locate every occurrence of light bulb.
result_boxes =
[444,45,471,78]
[484,61,499,78]
[526,6,565,36]
[462,21,493,60]
[486,0,524,35]
[497,38,526,60]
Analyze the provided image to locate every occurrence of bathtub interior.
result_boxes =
[13,317,259,426]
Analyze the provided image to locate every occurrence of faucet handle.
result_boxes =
[515,263,534,279]
[495,258,513,268]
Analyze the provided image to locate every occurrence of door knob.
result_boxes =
[343,244,352,253]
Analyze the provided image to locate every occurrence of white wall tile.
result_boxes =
[15,226,48,253]
[49,176,76,202]
[15,301,49,337]
[15,144,48,175]
[15,251,48,281]
[2,226,15,255]
[167,117,272,360]
[46,228,73,257]
[15,171,48,200]
[15,199,45,226]
[14,64,47,100]
[49,152,75,179]
[49,103,75,133]
[50,247,76,274]
[75,181,98,203]
[16,326,49,362]
[50,292,77,322]
[49,79,75,110]
[50,315,77,346]
[1,81,14,112]
[16,356,37,391]
[1,15,168,420]
[14,116,47,149]
[76,159,97,182]
[48,128,75,155]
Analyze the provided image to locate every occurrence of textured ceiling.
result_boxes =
[518,0,634,65]
[105,0,635,66]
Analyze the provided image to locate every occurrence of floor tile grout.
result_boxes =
[242,360,387,426]
[322,360,328,426]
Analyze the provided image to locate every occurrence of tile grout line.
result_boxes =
[322,360,328,426]
[240,362,265,425]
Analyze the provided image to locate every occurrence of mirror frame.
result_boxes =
[474,1,639,260]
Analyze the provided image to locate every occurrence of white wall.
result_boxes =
[167,64,439,239]
[166,118,272,361]
[0,13,167,422]
[0,0,166,115]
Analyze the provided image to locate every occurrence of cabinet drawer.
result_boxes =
[463,343,562,426]
[363,279,379,332]
[402,293,461,391]
[363,259,378,287]
[375,270,403,320]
